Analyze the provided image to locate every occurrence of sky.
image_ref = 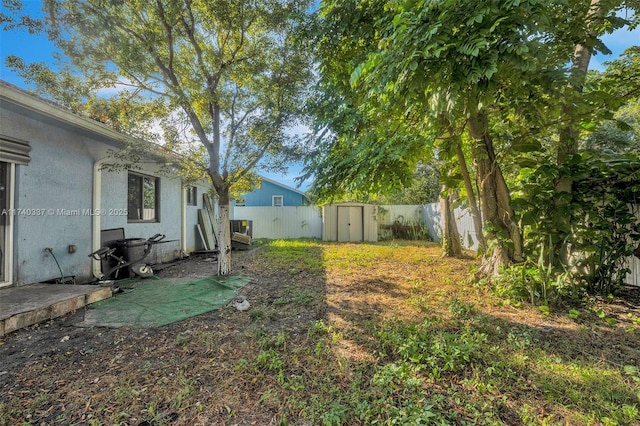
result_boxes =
[1,2,639,191]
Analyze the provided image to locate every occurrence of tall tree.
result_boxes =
[440,187,463,258]
[310,0,556,273]
[308,0,639,278]
[519,2,640,281]
[8,0,312,274]
[303,0,469,258]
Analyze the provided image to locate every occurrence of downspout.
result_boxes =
[181,184,187,256]
[92,156,110,279]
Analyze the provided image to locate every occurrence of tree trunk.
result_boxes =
[216,187,232,275]
[454,141,486,254]
[557,0,603,169]
[204,99,233,275]
[467,108,523,276]
[441,187,463,258]
[440,116,486,254]
[555,0,604,266]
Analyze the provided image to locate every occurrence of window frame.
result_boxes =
[127,172,160,223]
[272,195,284,207]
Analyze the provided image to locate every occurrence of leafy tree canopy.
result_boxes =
[3,0,313,274]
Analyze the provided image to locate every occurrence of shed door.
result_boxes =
[337,206,363,242]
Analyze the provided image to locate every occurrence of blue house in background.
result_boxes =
[237,176,310,207]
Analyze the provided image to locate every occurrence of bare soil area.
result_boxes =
[0,248,327,425]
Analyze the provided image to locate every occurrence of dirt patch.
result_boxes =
[0,249,327,424]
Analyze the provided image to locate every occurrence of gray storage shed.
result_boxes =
[322,203,378,242]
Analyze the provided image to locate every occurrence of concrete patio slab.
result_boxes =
[0,284,112,336]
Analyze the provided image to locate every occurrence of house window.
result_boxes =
[128,172,159,222]
[186,186,197,206]
[272,195,283,207]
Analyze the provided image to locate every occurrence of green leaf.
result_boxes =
[514,157,538,168]
[350,62,366,87]
[512,140,542,153]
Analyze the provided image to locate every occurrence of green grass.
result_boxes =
[235,315,639,425]
[2,240,638,426]
[260,239,325,273]
[244,240,640,425]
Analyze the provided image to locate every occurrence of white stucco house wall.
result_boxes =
[0,81,211,287]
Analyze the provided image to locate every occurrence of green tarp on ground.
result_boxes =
[80,276,250,328]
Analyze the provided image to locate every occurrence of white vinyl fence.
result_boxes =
[379,204,480,251]
[624,207,640,287]
[231,203,479,249]
[231,206,323,239]
[625,256,640,287]
[230,203,638,287]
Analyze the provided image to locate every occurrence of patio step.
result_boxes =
[0,284,112,336]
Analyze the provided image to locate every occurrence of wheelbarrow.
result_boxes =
[89,233,165,280]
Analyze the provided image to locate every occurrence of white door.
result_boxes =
[337,206,363,242]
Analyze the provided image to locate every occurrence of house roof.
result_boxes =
[259,175,310,201]
[1,80,131,147]
[0,80,176,162]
